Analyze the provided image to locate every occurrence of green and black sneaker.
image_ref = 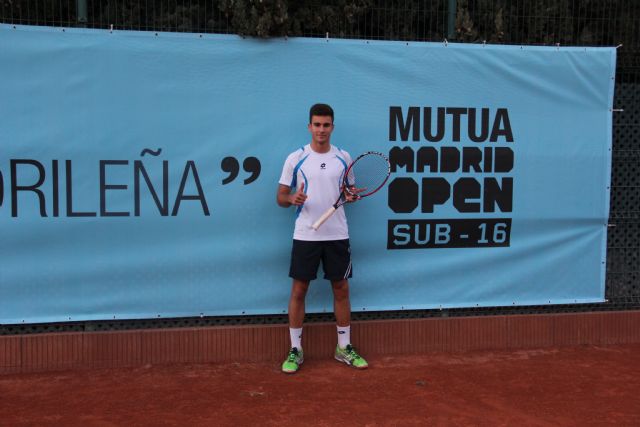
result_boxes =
[281,347,304,374]
[335,344,368,369]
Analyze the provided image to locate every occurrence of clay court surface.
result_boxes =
[1,344,638,426]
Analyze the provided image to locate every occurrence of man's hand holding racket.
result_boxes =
[343,186,366,203]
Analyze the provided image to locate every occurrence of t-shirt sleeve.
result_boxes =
[278,154,294,187]
[343,150,353,165]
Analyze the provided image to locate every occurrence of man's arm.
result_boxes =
[277,183,306,208]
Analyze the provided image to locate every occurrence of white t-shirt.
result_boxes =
[279,144,353,241]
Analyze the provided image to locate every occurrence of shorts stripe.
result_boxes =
[343,260,352,279]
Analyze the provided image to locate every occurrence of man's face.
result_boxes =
[308,115,334,145]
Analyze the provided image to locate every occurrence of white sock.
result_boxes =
[337,325,351,349]
[289,327,303,351]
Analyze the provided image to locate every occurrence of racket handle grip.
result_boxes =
[311,206,337,230]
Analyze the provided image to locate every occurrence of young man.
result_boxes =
[277,103,368,374]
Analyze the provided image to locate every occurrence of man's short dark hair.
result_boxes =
[309,103,334,123]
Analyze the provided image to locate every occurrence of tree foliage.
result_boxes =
[1,0,638,48]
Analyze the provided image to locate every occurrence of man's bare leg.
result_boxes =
[288,279,310,328]
[331,279,351,327]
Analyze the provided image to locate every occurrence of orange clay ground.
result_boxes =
[1,344,639,426]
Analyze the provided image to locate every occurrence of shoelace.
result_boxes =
[287,350,299,362]
[345,345,361,360]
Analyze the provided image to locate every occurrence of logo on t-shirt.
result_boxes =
[320,163,326,169]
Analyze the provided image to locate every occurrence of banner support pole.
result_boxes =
[76,0,87,28]
[447,0,457,40]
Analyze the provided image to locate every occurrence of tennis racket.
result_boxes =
[311,151,391,230]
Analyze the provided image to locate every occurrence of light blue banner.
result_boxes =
[0,25,615,324]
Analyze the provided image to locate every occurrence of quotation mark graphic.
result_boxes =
[221,156,261,185]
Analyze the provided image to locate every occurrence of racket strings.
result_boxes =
[346,154,390,197]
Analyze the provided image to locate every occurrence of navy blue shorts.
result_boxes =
[289,239,352,281]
